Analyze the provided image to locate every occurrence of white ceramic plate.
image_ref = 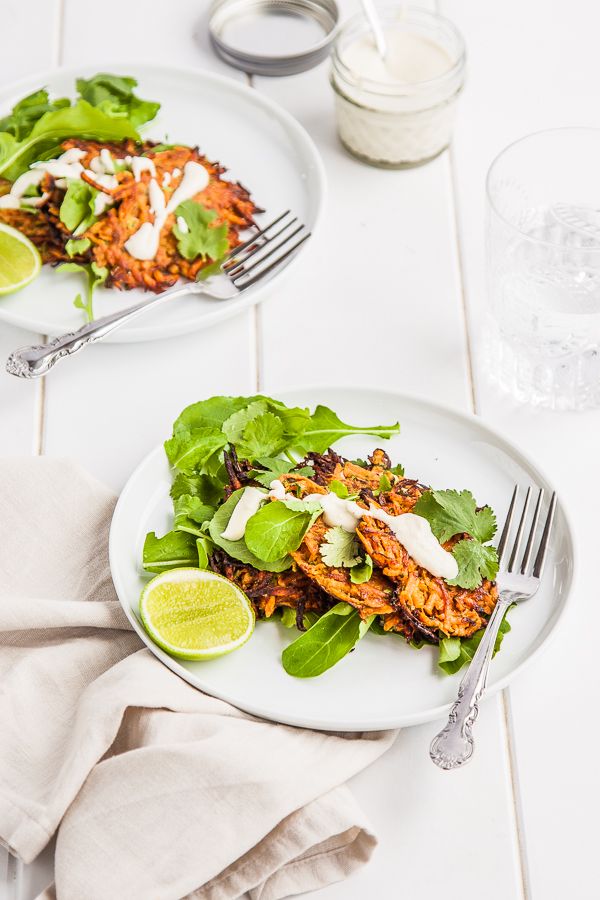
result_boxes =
[109,387,575,731]
[0,65,324,342]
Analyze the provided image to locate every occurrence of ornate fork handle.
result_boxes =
[6,282,195,378]
[430,593,515,770]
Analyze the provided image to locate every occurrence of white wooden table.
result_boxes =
[1,1,596,898]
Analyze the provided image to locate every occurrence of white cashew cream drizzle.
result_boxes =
[220,479,459,581]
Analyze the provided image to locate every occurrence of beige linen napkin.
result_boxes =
[0,458,395,900]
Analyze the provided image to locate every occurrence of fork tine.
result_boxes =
[508,486,531,571]
[230,225,306,283]
[497,485,518,567]
[520,488,544,573]
[221,211,292,266]
[224,217,299,275]
[233,232,311,290]
[532,491,557,578]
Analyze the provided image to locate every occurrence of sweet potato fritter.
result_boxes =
[286,451,498,640]
[0,139,259,293]
[209,549,330,626]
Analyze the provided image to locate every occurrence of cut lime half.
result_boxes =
[0,223,41,296]
[140,568,255,661]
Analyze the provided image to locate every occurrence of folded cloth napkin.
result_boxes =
[0,458,395,900]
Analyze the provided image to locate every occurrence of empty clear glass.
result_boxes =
[485,128,600,410]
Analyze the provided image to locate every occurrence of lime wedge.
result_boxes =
[0,223,41,296]
[140,568,255,661]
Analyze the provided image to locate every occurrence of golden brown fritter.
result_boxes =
[288,451,498,640]
[209,550,329,623]
[0,139,259,293]
[290,517,398,619]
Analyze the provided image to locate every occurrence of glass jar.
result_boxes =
[330,6,466,168]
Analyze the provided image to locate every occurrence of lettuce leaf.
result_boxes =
[76,73,160,130]
[0,100,139,180]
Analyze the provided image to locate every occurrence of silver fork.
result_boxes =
[430,485,557,770]
[6,211,309,379]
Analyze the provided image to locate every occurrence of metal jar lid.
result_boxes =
[209,0,339,76]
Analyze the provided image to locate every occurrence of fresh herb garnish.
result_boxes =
[319,526,362,568]
[282,603,374,678]
[413,488,498,589]
[65,237,91,258]
[59,180,97,234]
[173,200,229,262]
[248,456,312,488]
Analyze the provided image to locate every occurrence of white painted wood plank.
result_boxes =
[443,1,600,897]
[254,4,523,896]
[0,0,60,456]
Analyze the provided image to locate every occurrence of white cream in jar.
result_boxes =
[331,8,466,168]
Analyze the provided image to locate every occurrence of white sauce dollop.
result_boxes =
[221,486,266,541]
[124,160,209,261]
[266,479,459,581]
[131,156,156,182]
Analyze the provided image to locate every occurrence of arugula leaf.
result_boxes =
[65,237,91,257]
[438,609,512,675]
[173,200,229,261]
[290,405,400,455]
[57,260,107,323]
[142,530,198,573]
[171,395,264,433]
[350,554,373,584]
[278,606,320,631]
[76,73,160,129]
[59,180,97,233]
[244,500,314,562]
[329,480,349,499]
[319,526,362,568]
[413,489,497,544]
[0,100,139,180]
[164,426,227,474]
[282,603,374,677]
[209,489,290,572]
[447,540,499,590]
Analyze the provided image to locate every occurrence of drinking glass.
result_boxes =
[485,128,600,410]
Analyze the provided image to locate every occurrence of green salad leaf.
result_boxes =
[438,608,512,675]
[142,530,199,573]
[173,494,216,536]
[208,489,290,572]
[350,554,373,584]
[244,500,316,562]
[282,603,374,678]
[0,88,70,141]
[65,237,91,258]
[0,100,140,181]
[59,180,97,234]
[289,405,400,456]
[170,471,224,506]
[164,426,228,474]
[319,526,362,568]
[57,260,108,323]
[173,200,229,262]
[76,73,160,129]
[196,534,214,569]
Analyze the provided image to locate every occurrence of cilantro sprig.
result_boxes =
[413,489,499,589]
